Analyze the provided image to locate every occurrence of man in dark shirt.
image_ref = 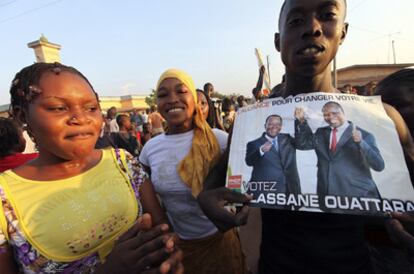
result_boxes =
[198,0,414,273]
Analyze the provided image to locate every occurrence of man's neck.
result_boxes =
[282,70,336,97]
[265,133,278,139]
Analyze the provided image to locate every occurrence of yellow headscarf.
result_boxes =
[156,69,221,197]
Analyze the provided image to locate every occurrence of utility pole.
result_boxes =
[266,55,271,87]
[392,40,396,64]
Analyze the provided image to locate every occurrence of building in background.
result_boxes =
[337,63,414,87]
[27,34,61,63]
[0,35,149,117]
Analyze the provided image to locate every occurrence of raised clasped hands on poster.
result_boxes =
[95,213,183,274]
[294,107,306,123]
[386,211,414,255]
[198,187,253,232]
[352,124,363,143]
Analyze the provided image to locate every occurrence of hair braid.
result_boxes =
[9,62,99,124]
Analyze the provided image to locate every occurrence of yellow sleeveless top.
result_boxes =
[0,149,139,262]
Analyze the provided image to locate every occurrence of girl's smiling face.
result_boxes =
[157,78,196,134]
[26,71,103,161]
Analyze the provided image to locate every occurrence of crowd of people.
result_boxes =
[0,0,413,273]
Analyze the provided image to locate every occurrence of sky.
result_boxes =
[1,0,414,105]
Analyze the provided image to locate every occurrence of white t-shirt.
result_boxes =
[109,119,119,133]
[139,128,228,240]
[142,113,149,123]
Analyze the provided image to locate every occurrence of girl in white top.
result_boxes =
[140,69,246,274]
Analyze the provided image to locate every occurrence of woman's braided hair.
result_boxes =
[9,62,99,124]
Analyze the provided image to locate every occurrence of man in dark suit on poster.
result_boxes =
[294,101,385,204]
[245,114,301,195]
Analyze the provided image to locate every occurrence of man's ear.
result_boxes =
[274,33,281,52]
[340,23,349,45]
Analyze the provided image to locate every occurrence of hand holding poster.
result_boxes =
[226,92,414,216]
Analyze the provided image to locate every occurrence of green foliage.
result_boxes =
[145,89,157,107]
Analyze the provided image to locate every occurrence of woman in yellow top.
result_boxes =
[139,69,246,274]
[0,62,183,274]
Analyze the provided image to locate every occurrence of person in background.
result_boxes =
[196,89,210,121]
[105,106,119,133]
[236,95,248,110]
[112,114,141,157]
[0,118,38,172]
[252,66,266,101]
[364,81,377,96]
[341,84,353,94]
[131,108,144,133]
[148,105,165,136]
[142,108,150,124]
[204,82,214,98]
[95,113,114,149]
[196,89,225,130]
[221,97,236,132]
[141,122,153,146]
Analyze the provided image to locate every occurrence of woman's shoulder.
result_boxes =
[212,128,228,139]
[211,128,229,152]
[142,133,166,148]
[139,133,166,162]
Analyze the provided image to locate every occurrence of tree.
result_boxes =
[145,89,157,108]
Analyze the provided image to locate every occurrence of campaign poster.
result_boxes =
[226,92,414,216]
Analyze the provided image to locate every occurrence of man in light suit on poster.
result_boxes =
[294,101,385,206]
[245,114,301,196]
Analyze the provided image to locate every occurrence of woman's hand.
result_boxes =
[96,213,183,274]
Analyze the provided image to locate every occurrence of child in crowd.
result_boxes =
[112,114,140,157]
[139,69,246,274]
[198,0,414,273]
[0,118,38,172]
[221,97,236,132]
[141,122,153,146]
[0,62,183,274]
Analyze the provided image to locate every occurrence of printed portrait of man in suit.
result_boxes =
[294,101,385,206]
[245,114,301,195]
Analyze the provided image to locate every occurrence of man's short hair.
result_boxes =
[322,101,344,114]
[203,83,213,92]
[278,0,347,30]
[265,114,283,125]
